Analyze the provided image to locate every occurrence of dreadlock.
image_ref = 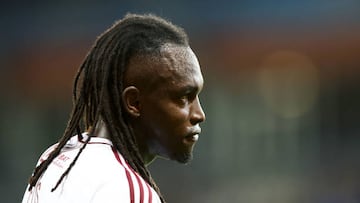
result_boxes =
[28,13,189,203]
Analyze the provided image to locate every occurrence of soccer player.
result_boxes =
[22,13,205,203]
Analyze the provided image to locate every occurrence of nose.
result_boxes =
[190,96,206,125]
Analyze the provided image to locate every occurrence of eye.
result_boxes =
[179,93,197,105]
[173,86,198,106]
[179,95,189,104]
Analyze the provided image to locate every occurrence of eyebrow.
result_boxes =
[179,84,203,94]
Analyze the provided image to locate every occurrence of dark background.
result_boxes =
[1,1,360,202]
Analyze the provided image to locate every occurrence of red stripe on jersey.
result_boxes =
[123,159,147,203]
[112,147,135,203]
[146,183,153,203]
[133,172,144,203]
[125,170,135,203]
[124,156,156,203]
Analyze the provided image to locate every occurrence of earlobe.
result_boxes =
[122,86,141,117]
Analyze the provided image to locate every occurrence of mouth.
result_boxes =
[184,128,201,144]
[185,134,199,142]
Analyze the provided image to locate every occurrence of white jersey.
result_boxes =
[22,134,161,203]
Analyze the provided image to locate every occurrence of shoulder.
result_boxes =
[66,144,133,202]
[47,143,131,202]
[68,142,128,180]
[37,143,59,164]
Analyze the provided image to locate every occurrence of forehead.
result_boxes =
[156,44,202,84]
[124,44,203,92]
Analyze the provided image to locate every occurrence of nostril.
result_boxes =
[190,108,205,125]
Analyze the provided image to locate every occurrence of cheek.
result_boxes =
[154,104,190,133]
[165,105,189,124]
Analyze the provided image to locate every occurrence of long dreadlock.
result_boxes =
[28,13,189,203]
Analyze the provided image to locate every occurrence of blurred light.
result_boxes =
[258,50,319,118]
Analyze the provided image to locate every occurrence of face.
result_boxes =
[134,44,206,163]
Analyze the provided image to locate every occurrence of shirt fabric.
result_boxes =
[22,134,161,203]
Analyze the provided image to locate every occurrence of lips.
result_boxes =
[185,134,199,142]
[183,127,201,144]
[184,129,201,143]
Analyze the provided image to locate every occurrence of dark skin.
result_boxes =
[98,43,205,165]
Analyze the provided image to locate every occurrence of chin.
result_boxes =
[153,144,195,164]
[172,151,193,164]
[157,151,193,164]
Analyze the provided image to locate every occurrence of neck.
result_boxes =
[91,120,156,165]
[90,120,109,139]
[133,126,157,165]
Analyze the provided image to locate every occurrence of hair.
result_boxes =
[28,13,189,203]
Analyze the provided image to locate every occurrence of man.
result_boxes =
[22,13,205,203]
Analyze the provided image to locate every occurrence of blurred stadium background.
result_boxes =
[1,1,360,202]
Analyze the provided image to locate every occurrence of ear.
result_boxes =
[122,86,141,117]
